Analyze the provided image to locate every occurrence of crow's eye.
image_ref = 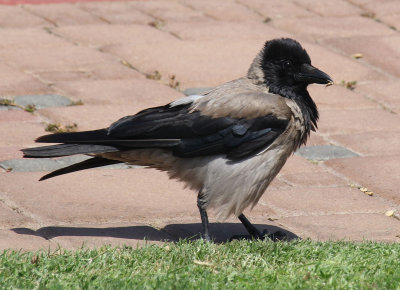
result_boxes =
[282,60,292,69]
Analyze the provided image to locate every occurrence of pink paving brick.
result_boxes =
[0,169,198,224]
[380,14,400,30]
[0,64,50,97]
[0,5,50,27]
[0,202,34,229]
[318,108,400,135]
[78,1,154,25]
[279,171,348,188]
[273,16,394,41]
[326,156,400,205]
[356,80,400,109]
[0,121,45,149]
[31,59,144,83]
[0,230,50,252]
[0,28,69,50]
[0,111,40,122]
[302,41,387,83]
[0,45,121,72]
[363,1,400,17]
[23,2,105,26]
[294,0,365,17]
[180,0,263,22]
[237,0,315,19]
[130,0,205,22]
[52,78,182,106]
[325,35,400,78]
[259,186,391,218]
[103,39,266,88]
[164,19,290,41]
[280,155,325,175]
[329,132,400,157]
[309,84,379,111]
[56,24,176,47]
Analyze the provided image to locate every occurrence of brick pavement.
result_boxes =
[0,0,399,251]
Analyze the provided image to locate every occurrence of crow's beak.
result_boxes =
[295,64,333,85]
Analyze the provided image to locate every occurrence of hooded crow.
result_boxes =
[23,38,332,241]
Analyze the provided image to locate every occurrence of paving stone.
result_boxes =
[180,0,263,22]
[329,132,400,157]
[13,94,72,109]
[279,213,400,242]
[0,5,50,28]
[78,1,154,25]
[0,229,50,252]
[56,24,176,47]
[325,35,400,78]
[32,60,144,83]
[273,16,394,41]
[380,14,400,30]
[0,121,44,160]
[130,0,205,22]
[51,78,181,107]
[103,39,264,88]
[318,109,400,135]
[0,111,39,122]
[24,3,104,26]
[280,155,325,175]
[305,133,328,146]
[259,186,390,218]
[0,169,198,224]
[364,1,400,17]
[356,80,400,112]
[164,18,290,41]
[0,63,50,97]
[326,156,400,205]
[302,41,387,84]
[0,27,70,50]
[0,202,34,229]
[309,84,379,111]
[0,45,118,72]
[278,171,347,187]
[237,0,315,19]
[0,147,23,161]
[296,145,359,161]
[294,0,364,17]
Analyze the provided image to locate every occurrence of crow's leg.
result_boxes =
[235,213,287,241]
[238,213,263,239]
[197,193,211,241]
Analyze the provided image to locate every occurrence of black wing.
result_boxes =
[107,103,289,160]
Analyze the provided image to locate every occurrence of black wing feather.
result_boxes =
[108,102,289,159]
[26,102,289,161]
[39,157,121,181]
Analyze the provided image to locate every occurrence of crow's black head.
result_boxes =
[261,38,332,94]
[260,38,332,136]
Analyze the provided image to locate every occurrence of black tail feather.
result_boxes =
[22,144,119,158]
[40,157,122,181]
[35,129,110,143]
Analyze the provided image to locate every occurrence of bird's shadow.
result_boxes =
[12,223,299,243]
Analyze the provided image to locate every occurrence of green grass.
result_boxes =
[1,239,400,289]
